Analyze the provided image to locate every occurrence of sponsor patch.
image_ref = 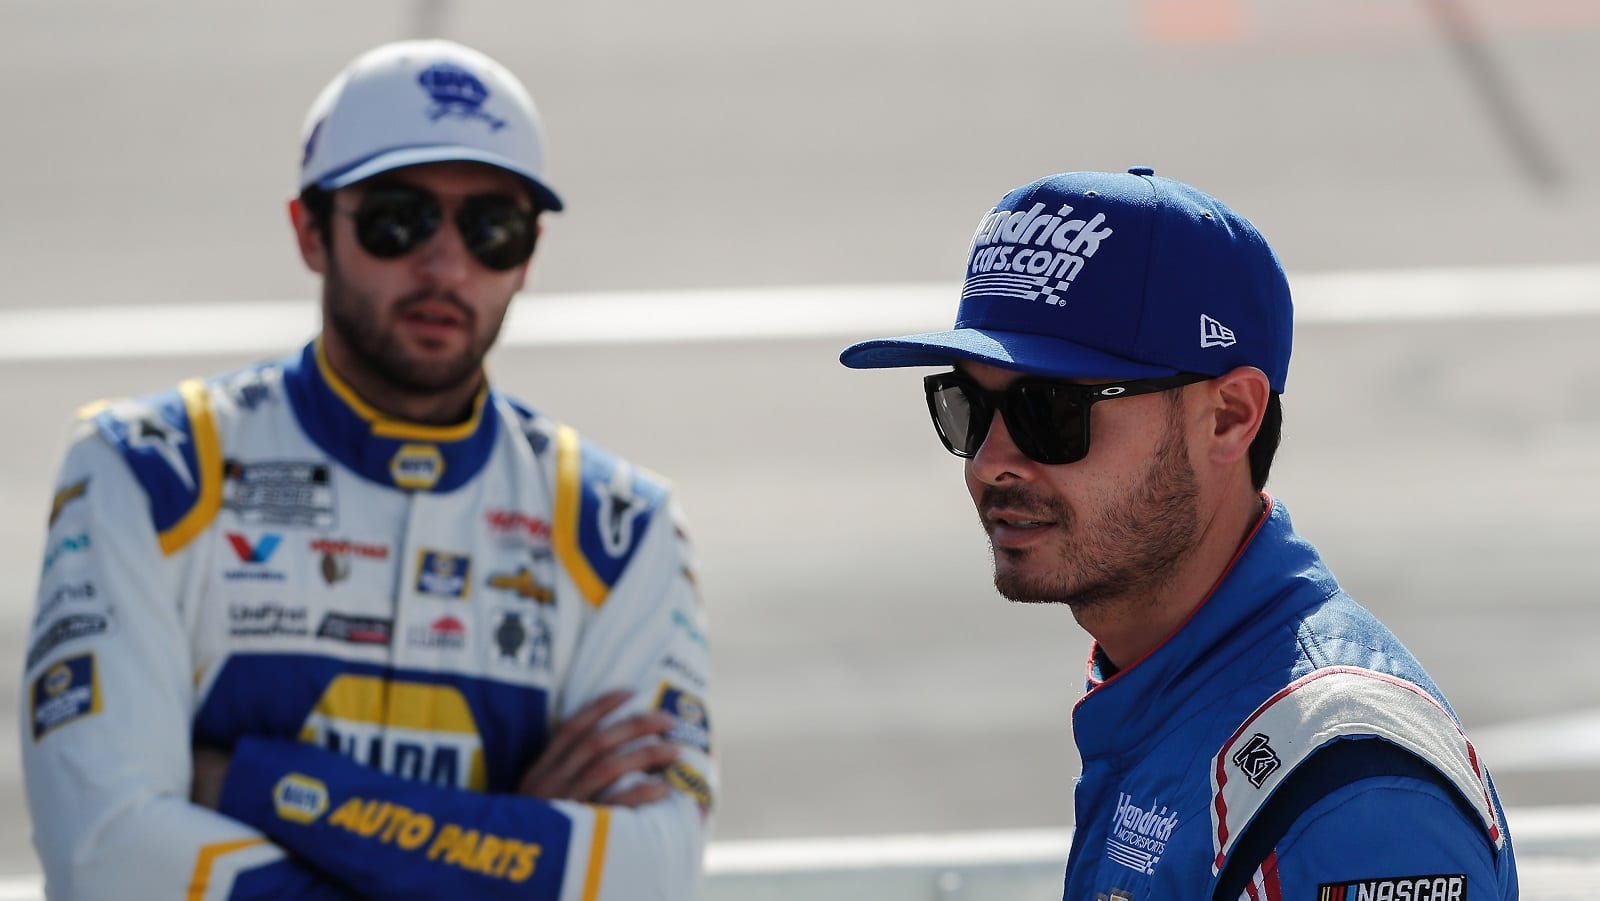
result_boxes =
[325,795,543,882]
[299,675,488,790]
[492,608,553,671]
[654,683,712,754]
[317,612,393,646]
[390,443,445,490]
[672,608,708,647]
[273,773,330,824]
[225,532,286,581]
[231,603,310,638]
[31,653,100,739]
[484,509,552,546]
[1106,791,1177,877]
[409,615,467,651]
[223,459,336,529]
[311,537,389,585]
[486,567,553,604]
[41,532,91,577]
[964,201,1115,308]
[416,550,471,599]
[666,761,714,813]
[27,612,113,669]
[659,654,706,689]
[1231,732,1281,788]
[1094,889,1136,901]
[34,580,99,625]
[1318,875,1466,900]
[48,479,89,526]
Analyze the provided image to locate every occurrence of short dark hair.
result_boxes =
[1249,392,1282,492]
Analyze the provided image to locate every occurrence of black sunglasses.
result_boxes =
[923,370,1212,465]
[344,183,539,271]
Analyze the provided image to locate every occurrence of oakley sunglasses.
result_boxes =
[923,370,1212,465]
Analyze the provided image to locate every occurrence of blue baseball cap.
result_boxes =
[839,168,1292,391]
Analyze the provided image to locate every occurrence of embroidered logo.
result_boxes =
[1317,874,1466,900]
[1107,792,1178,876]
[1200,314,1236,348]
[964,203,1115,308]
[417,63,506,130]
[1231,732,1282,788]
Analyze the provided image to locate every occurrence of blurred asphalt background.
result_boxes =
[2,0,1598,882]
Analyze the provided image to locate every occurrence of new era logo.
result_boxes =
[1200,314,1236,349]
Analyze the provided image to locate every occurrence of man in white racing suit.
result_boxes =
[22,40,714,900]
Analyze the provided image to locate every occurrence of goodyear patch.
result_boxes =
[31,653,100,740]
[655,682,712,754]
[1318,875,1466,901]
[416,550,471,599]
[273,773,330,824]
[325,796,542,883]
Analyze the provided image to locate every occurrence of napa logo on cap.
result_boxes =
[273,773,330,824]
[390,443,444,490]
[418,63,505,130]
[963,202,1115,308]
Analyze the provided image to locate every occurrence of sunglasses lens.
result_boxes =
[458,197,537,271]
[353,187,441,259]
[927,378,988,456]
[1010,383,1088,464]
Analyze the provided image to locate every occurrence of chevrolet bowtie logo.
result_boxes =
[486,568,554,604]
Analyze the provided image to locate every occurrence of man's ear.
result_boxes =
[1205,367,1271,467]
[288,197,328,275]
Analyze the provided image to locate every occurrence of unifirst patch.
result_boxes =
[31,653,100,740]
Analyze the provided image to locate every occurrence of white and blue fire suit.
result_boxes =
[23,339,715,900]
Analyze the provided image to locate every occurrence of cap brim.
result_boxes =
[314,145,564,212]
[840,327,1180,380]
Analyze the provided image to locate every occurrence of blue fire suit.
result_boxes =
[1063,498,1516,900]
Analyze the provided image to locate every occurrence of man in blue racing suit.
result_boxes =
[840,168,1517,899]
[23,40,714,900]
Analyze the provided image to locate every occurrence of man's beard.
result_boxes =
[984,405,1201,612]
[324,263,502,396]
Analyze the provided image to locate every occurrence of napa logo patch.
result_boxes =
[390,443,445,490]
[299,675,489,790]
[31,653,100,740]
[654,682,712,754]
[416,550,471,599]
[273,773,330,824]
[1317,874,1466,900]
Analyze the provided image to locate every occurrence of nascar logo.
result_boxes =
[1318,874,1466,901]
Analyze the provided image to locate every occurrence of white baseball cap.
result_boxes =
[298,40,564,211]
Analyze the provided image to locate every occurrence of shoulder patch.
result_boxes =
[91,379,223,555]
[551,425,668,607]
[1210,666,1503,875]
